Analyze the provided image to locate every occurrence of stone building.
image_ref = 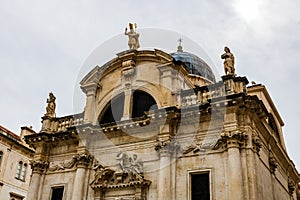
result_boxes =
[24,28,299,200]
[0,125,35,200]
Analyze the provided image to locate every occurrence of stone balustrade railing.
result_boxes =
[181,75,248,107]
[41,113,84,133]
[56,113,84,132]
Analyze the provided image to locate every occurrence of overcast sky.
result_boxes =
[0,0,299,171]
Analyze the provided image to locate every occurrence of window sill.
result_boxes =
[15,177,25,182]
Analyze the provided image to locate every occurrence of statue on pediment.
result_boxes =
[221,46,235,75]
[125,23,140,50]
[44,92,56,118]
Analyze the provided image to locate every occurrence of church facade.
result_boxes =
[24,27,299,200]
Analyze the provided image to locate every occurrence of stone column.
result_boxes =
[82,84,97,124]
[248,135,261,200]
[155,140,179,200]
[121,88,132,120]
[71,153,92,200]
[157,148,171,200]
[221,132,245,200]
[27,160,49,200]
[121,60,135,121]
[27,172,41,200]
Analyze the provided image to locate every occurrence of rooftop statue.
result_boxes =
[124,23,140,50]
[221,46,235,75]
[44,92,56,118]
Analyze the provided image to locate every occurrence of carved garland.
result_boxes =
[48,153,93,172]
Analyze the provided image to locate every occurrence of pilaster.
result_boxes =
[71,152,93,200]
[82,84,98,124]
[27,160,49,200]
[220,131,247,200]
[155,139,180,200]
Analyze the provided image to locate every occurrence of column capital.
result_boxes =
[81,82,99,96]
[75,152,93,168]
[155,139,180,157]
[30,159,49,173]
[219,131,248,149]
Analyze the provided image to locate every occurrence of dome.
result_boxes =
[170,47,216,83]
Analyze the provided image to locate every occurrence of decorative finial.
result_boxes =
[177,37,183,52]
[221,46,235,75]
[44,92,56,118]
[124,23,140,50]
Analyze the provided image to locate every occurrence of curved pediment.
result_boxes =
[80,49,195,125]
[80,49,180,93]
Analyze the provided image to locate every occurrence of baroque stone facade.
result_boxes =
[24,40,299,199]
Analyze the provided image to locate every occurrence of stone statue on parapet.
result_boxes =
[221,46,235,75]
[44,92,56,118]
[124,23,140,50]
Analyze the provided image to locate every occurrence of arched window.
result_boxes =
[15,161,22,179]
[132,90,157,118]
[20,164,27,181]
[15,161,27,181]
[99,93,125,125]
[99,91,157,124]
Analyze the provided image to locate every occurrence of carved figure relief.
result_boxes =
[116,152,143,174]
[90,157,151,200]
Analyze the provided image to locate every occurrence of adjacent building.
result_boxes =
[0,125,35,200]
[24,27,299,200]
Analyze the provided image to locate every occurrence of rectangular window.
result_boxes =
[51,187,64,200]
[191,172,210,200]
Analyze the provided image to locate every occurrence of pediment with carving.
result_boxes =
[91,154,151,200]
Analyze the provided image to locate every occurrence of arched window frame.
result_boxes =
[98,90,158,125]
[15,161,27,181]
